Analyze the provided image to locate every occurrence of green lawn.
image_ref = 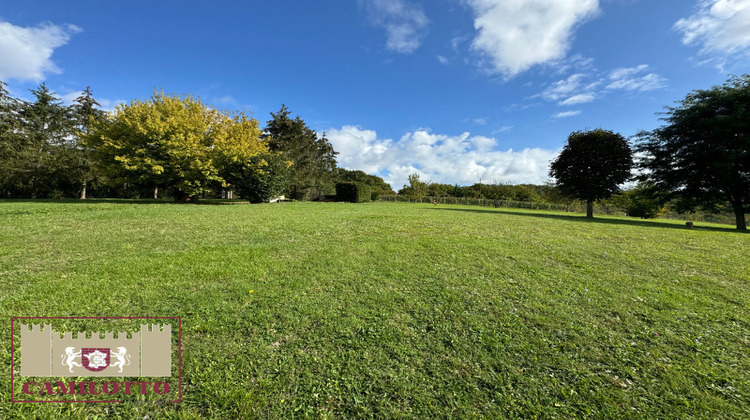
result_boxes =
[1,200,748,418]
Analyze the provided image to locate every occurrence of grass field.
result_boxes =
[1,200,749,419]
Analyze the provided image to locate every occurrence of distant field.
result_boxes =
[1,200,748,418]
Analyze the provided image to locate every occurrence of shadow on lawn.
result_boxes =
[430,206,742,233]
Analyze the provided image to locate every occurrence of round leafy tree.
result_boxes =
[549,129,633,218]
[83,91,267,201]
[637,75,750,231]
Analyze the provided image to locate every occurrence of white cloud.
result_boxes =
[473,117,487,125]
[492,125,513,134]
[540,73,598,103]
[97,99,125,113]
[436,55,449,65]
[559,93,595,105]
[606,65,667,91]
[552,54,596,75]
[537,65,666,108]
[451,35,469,52]
[552,110,581,118]
[675,0,750,56]
[0,21,81,82]
[470,135,496,151]
[466,0,599,77]
[214,95,237,105]
[326,125,558,189]
[363,0,429,54]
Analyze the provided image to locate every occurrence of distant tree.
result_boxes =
[336,168,394,197]
[449,184,466,197]
[461,184,482,198]
[537,183,577,211]
[513,185,541,202]
[426,182,450,197]
[224,153,290,203]
[84,91,267,201]
[264,105,338,200]
[637,75,750,231]
[549,128,633,218]
[480,183,504,200]
[621,184,665,219]
[399,173,428,201]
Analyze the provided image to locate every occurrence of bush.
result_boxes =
[621,186,665,219]
[358,184,371,203]
[627,196,664,219]
[336,182,371,203]
[224,153,289,203]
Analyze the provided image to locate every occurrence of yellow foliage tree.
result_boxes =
[84,91,267,200]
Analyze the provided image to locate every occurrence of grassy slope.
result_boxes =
[0,200,748,419]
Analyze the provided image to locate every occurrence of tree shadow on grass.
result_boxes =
[430,207,743,234]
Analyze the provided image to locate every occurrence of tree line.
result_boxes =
[396,173,664,219]
[0,83,394,202]
[2,75,748,230]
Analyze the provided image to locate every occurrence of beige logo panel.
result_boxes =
[20,324,171,377]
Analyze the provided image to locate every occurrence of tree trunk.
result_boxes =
[586,200,594,218]
[80,181,87,200]
[154,186,159,199]
[732,200,747,231]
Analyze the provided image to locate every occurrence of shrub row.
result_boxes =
[336,182,371,203]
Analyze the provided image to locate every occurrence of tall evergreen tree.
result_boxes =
[0,81,13,132]
[264,105,337,200]
[72,86,104,128]
[15,83,76,197]
[70,86,105,198]
[0,81,23,196]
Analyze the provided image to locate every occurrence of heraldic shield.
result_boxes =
[81,348,110,372]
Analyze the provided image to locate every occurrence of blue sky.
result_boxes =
[2,0,749,189]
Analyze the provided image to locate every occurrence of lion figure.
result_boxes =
[61,347,82,373]
[109,346,131,373]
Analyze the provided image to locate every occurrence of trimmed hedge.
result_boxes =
[336,182,371,203]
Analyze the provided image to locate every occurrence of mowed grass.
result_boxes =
[1,200,748,419]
